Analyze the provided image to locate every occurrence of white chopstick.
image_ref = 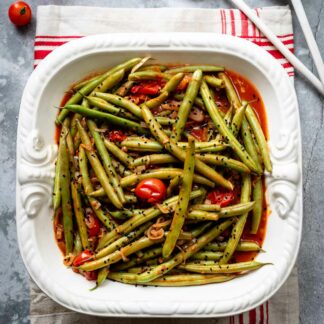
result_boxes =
[230,0,324,97]
[291,0,324,85]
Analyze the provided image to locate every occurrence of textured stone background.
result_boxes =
[0,0,323,323]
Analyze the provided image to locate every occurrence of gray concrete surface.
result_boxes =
[0,0,323,323]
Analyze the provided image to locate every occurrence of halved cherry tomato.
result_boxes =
[8,1,32,27]
[207,188,235,207]
[83,271,98,281]
[108,130,127,142]
[73,250,93,267]
[85,211,101,237]
[135,178,167,204]
[191,127,208,142]
[131,80,162,95]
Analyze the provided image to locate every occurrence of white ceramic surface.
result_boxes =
[16,33,302,317]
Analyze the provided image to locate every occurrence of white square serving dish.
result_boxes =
[16,33,302,317]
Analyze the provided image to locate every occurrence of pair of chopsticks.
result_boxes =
[231,0,324,97]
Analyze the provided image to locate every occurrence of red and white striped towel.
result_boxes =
[30,6,298,324]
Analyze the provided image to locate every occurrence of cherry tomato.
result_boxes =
[85,211,101,237]
[131,80,162,95]
[135,178,167,204]
[191,127,208,142]
[8,1,32,27]
[108,130,127,142]
[73,250,93,267]
[207,188,235,207]
[83,271,97,281]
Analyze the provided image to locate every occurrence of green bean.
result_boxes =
[204,75,225,89]
[204,240,261,252]
[70,105,83,139]
[141,73,184,110]
[120,168,215,188]
[179,261,270,274]
[62,118,77,175]
[171,70,202,141]
[190,251,223,261]
[76,120,122,209]
[91,266,110,290]
[190,204,221,212]
[161,72,185,93]
[73,232,83,254]
[89,198,117,231]
[109,209,141,220]
[130,219,235,283]
[72,74,102,91]
[78,149,118,230]
[200,80,259,173]
[219,201,255,218]
[78,146,93,195]
[131,154,178,167]
[71,181,89,250]
[87,120,125,204]
[141,105,233,190]
[241,119,263,173]
[218,72,241,110]
[56,57,142,123]
[72,100,89,149]
[113,247,163,271]
[139,65,167,72]
[65,105,149,135]
[121,139,163,152]
[86,96,121,114]
[115,80,135,97]
[108,272,235,286]
[219,174,251,264]
[111,159,131,177]
[163,136,196,258]
[231,103,247,137]
[144,91,169,110]
[53,147,62,211]
[251,176,263,234]
[121,139,226,153]
[130,56,152,73]
[173,93,205,110]
[196,153,250,173]
[89,189,136,204]
[187,210,219,221]
[166,175,181,197]
[97,189,204,250]
[103,138,134,167]
[244,101,272,172]
[166,65,224,74]
[79,236,163,271]
[59,125,74,254]
[155,117,176,126]
[92,92,142,119]
[128,71,171,81]
[94,222,152,260]
[190,222,214,237]
[92,69,124,94]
